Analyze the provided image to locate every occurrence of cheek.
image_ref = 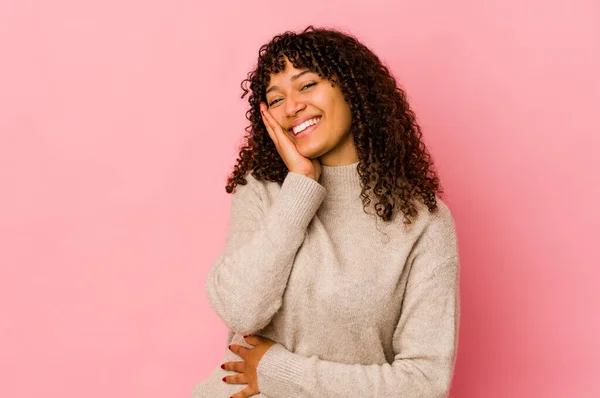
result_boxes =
[311,90,331,109]
[330,98,352,131]
[342,105,353,128]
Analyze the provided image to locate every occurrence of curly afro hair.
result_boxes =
[226,25,444,225]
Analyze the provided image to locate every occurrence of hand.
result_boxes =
[221,335,276,398]
[260,102,322,182]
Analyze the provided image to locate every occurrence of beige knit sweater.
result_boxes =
[192,161,460,397]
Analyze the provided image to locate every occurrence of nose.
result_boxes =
[284,91,307,117]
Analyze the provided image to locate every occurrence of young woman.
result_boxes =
[193,25,460,398]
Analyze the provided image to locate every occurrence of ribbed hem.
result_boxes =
[265,172,326,231]
[256,343,306,397]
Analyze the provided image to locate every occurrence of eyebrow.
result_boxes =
[266,70,314,95]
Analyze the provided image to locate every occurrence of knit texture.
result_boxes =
[192,161,460,398]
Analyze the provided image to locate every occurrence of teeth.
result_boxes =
[292,117,321,135]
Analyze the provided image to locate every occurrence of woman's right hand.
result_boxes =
[260,102,322,182]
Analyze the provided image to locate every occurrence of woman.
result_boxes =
[193,25,460,398]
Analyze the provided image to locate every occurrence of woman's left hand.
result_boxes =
[221,335,276,398]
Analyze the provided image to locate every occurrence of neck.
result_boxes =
[319,161,362,198]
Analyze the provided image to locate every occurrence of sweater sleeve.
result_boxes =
[256,255,460,398]
[205,171,326,335]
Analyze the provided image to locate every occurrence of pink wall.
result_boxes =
[1,0,598,397]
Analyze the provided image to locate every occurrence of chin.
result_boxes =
[297,142,328,160]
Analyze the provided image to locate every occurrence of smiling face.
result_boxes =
[264,58,358,166]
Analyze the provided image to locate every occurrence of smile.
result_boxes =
[292,116,322,135]
[290,117,322,141]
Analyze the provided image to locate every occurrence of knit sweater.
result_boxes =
[192,161,460,398]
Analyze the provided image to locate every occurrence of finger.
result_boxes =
[260,106,301,163]
[243,334,262,346]
[221,361,245,373]
[222,372,248,385]
[261,104,288,144]
[260,103,278,146]
[232,386,260,398]
[229,344,250,359]
[261,111,278,147]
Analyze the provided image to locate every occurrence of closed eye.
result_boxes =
[267,82,318,106]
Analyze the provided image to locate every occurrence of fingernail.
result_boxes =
[243,335,248,338]
[228,344,232,350]
[222,377,226,382]
[220,364,225,369]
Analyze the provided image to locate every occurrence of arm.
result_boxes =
[256,255,460,398]
[206,171,326,335]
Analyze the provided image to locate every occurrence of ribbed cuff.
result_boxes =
[257,343,306,397]
[265,172,326,231]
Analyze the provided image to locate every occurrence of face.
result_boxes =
[264,58,358,166]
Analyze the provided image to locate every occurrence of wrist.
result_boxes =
[290,170,318,182]
[303,173,319,182]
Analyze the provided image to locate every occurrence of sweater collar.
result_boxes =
[319,161,362,197]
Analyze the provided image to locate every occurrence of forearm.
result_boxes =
[257,344,456,398]
[206,219,306,334]
[206,172,326,334]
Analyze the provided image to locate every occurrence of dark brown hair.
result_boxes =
[226,25,443,224]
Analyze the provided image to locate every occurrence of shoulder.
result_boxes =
[229,170,283,210]
[409,195,456,231]
[409,196,459,262]
[428,196,457,237]
[232,170,276,196]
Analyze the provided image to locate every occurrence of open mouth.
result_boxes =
[290,116,322,136]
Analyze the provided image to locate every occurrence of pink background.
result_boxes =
[1,0,599,397]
